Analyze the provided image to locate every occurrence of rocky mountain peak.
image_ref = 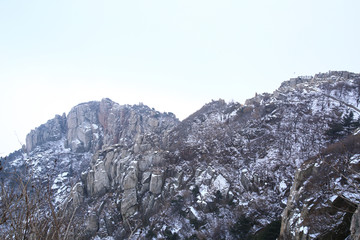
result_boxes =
[26,98,179,154]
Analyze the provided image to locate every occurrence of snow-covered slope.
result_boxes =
[1,71,360,239]
[279,134,360,239]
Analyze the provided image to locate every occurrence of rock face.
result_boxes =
[26,98,178,154]
[86,160,110,196]
[149,172,163,195]
[70,182,84,206]
[75,103,179,218]
[66,98,178,153]
[82,145,168,218]
[26,113,67,152]
[9,71,360,239]
[66,101,101,153]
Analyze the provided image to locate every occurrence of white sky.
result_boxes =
[1,0,359,156]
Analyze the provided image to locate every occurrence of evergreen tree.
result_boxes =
[325,121,344,141]
[342,111,360,134]
[326,110,360,141]
[230,215,253,239]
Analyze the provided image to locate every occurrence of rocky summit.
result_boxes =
[1,71,360,239]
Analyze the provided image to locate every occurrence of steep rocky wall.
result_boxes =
[26,113,67,152]
[26,98,179,153]
[69,139,237,238]
[66,98,179,153]
[76,119,180,213]
[77,142,169,218]
[66,101,101,152]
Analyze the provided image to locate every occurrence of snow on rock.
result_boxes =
[279,180,287,195]
[350,154,360,164]
[329,195,338,203]
[189,206,200,219]
[212,174,230,197]
[199,184,210,201]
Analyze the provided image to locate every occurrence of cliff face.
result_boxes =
[4,71,360,239]
[21,98,179,213]
[26,98,179,153]
[26,113,67,152]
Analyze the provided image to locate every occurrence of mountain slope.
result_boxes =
[279,134,360,239]
[1,71,360,239]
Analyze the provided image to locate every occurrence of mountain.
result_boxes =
[1,71,360,239]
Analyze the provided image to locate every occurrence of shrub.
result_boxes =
[146,228,157,239]
[230,215,253,239]
[0,159,81,239]
[185,234,200,240]
[252,220,281,240]
[163,227,180,240]
[326,110,360,141]
[192,185,200,199]
[190,218,206,230]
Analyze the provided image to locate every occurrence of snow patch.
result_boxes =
[212,174,230,196]
[299,225,309,235]
[350,154,360,164]
[279,180,287,193]
[329,195,338,203]
[189,206,200,219]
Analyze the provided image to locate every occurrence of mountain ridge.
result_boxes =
[2,70,360,239]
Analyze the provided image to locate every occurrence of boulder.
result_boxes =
[212,174,230,197]
[71,182,84,206]
[121,189,138,218]
[140,171,152,194]
[123,162,138,190]
[149,172,163,195]
[87,160,110,196]
[86,212,99,233]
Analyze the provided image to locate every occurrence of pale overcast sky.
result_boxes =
[0,0,359,156]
